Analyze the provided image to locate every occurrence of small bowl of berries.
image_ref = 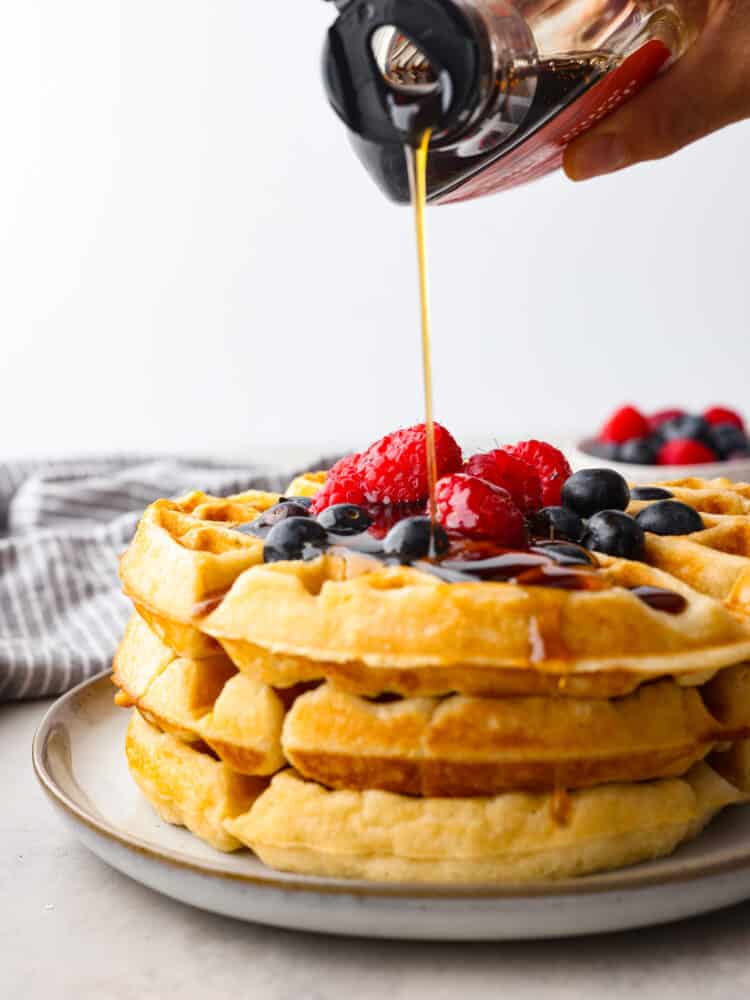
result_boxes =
[571,405,750,482]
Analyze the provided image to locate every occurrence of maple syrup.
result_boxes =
[404,129,439,532]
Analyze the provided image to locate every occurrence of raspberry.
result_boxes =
[435,474,526,546]
[463,450,542,513]
[309,454,366,513]
[357,423,462,504]
[310,423,462,514]
[704,406,745,431]
[599,405,650,444]
[658,439,718,466]
[500,440,572,507]
[648,408,685,431]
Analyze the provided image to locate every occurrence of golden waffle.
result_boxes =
[226,764,740,883]
[281,678,750,797]
[120,488,281,658]
[113,615,286,776]
[125,711,267,851]
[200,552,750,698]
[628,479,750,614]
[285,471,328,498]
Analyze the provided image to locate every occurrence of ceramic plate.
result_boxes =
[33,673,750,940]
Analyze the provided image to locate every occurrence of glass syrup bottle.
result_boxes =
[321,0,701,204]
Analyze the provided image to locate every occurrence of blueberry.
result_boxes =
[635,500,704,536]
[584,440,621,461]
[531,540,597,566]
[619,437,658,465]
[531,506,584,543]
[383,517,449,563]
[709,423,749,460]
[561,469,630,518]
[660,415,712,446]
[256,500,311,527]
[582,511,645,560]
[264,517,329,562]
[284,496,314,509]
[630,487,673,501]
[317,503,374,536]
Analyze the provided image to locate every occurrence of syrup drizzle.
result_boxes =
[405,130,438,535]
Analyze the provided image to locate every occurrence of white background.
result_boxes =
[2,1,749,462]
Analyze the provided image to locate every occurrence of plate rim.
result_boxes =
[33,670,750,901]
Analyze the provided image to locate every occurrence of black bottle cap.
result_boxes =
[323,0,482,145]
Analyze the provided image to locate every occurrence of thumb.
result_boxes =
[563,24,747,181]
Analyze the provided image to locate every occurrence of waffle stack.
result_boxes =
[114,475,750,883]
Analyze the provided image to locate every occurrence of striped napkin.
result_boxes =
[0,455,323,702]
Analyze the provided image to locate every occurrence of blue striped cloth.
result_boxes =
[0,456,324,701]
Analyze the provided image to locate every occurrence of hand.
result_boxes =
[564,0,750,180]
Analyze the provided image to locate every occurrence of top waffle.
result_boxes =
[199,550,750,698]
[629,478,750,615]
[119,488,281,657]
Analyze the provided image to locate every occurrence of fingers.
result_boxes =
[563,16,748,181]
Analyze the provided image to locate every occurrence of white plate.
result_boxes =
[34,673,750,941]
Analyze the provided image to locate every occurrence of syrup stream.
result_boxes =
[405,130,438,532]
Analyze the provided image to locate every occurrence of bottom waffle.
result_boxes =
[228,765,739,883]
[125,710,267,851]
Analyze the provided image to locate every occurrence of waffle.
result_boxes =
[200,551,750,698]
[225,764,739,883]
[280,677,750,797]
[114,615,286,776]
[628,479,750,615]
[119,488,281,658]
[126,710,267,851]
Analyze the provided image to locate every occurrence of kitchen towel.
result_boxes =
[0,454,325,701]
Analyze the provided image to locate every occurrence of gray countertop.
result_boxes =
[3,696,750,1000]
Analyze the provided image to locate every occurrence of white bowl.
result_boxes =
[568,437,750,485]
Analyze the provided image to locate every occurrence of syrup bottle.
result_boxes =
[322,0,700,204]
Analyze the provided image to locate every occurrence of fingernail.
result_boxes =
[565,134,629,181]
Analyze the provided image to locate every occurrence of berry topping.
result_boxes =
[309,454,367,513]
[463,450,542,513]
[434,473,526,546]
[599,405,650,445]
[704,406,745,430]
[530,506,584,543]
[263,518,329,563]
[310,423,462,514]
[630,487,673,501]
[582,511,645,561]
[358,423,462,505]
[383,516,449,563]
[657,439,718,466]
[283,496,314,509]
[316,503,374,536]
[530,540,597,567]
[255,500,311,527]
[561,469,630,518]
[648,409,685,431]
[709,423,749,460]
[618,437,658,465]
[635,500,704,536]
[501,441,572,507]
